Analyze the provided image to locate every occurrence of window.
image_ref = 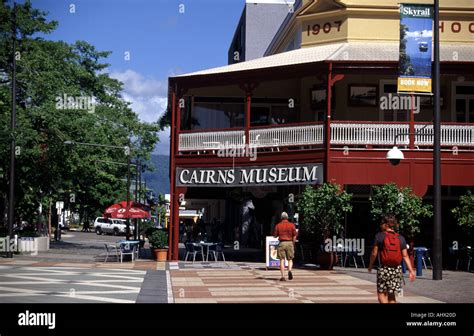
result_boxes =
[379,80,408,121]
[192,103,244,130]
[453,84,474,123]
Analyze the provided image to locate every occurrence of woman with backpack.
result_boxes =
[368,214,416,303]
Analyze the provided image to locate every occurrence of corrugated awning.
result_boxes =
[172,42,474,79]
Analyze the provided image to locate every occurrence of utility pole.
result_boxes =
[126,140,131,241]
[7,2,17,259]
[134,160,139,240]
[432,0,442,280]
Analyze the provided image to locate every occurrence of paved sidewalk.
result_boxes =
[337,267,474,303]
[168,262,442,303]
[2,257,467,303]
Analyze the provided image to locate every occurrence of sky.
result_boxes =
[24,0,246,155]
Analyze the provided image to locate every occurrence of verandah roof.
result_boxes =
[171,42,474,80]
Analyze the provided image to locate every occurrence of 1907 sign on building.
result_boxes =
[176,164,323,187]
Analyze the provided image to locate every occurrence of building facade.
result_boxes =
[167,0,474,261]
[228,0,296,64]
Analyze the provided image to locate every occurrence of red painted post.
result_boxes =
[168,89,176,260]
[172,99,182,261]
[409,94,415,149]
[325,63,333,183]
[245,91,251,146]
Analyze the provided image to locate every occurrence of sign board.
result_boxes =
[176,164,323,188]
[55,201,64,215]
[265,236,288,269]
[397,4,434,94]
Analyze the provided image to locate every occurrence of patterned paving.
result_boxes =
[0,265,147,303]
[0,258,164,270]
[170,264,443,303]
[0,259,444,303]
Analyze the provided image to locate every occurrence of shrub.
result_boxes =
[297,183,352,243]
[148,230,168,249]
[371,183,432,239]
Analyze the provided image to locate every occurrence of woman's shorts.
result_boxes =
[376,265,403,294]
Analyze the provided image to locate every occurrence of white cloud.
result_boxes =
[110,69,168,123]
[110,69,170,155]
[405,29,433,38]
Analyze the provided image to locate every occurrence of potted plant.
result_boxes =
[297,183,353,270]
[149,230,169,261]
[371,183,432,267]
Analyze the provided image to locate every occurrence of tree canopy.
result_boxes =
[0,1,160,226]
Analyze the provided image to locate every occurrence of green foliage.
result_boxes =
[149,230,168,249]
[18,230,39,237]
[0,1,160,226]
[371,184,432,238]
[297,183,352,242]
[139,219,156,238]
[399,23,414,76]
[452,190,474,234]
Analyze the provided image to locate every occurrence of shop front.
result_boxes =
[166,0,474,261]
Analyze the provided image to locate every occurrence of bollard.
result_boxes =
[416,248,423,276]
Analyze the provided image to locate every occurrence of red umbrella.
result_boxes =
[104,201,151,219]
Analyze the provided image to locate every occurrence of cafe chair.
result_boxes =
[454,246,472,271]
[343,250,365,269]
[119,243,135,263]
[184,242,204,263]
[205,243,225,262]
[215,243,226,262]
[104,243,119,263]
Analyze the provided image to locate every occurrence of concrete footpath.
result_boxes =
[337,266,474,303]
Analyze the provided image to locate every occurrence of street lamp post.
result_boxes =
[432,0,442,280]
[6,3,17,259]
[387,1,442,281]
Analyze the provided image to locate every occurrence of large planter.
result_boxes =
[153,248,168,261]
[317,251,339,270]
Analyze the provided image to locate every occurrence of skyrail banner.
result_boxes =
[398,4,434,94]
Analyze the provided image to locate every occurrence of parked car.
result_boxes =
[94,217,134,236]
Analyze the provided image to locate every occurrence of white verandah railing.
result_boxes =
[179,129,245,151]
[414,124,474,147]
[178,122,474,152]
[330,123,410,146]
[249,123,324,148]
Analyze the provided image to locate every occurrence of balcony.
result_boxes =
[178,122,474,153]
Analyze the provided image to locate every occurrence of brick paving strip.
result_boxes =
[169,263,443,303]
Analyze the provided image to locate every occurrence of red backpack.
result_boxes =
[380,231,403,267]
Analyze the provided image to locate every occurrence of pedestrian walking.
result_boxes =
[273,212,297,281]
[368,214,415,303]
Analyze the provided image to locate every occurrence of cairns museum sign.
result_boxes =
[176,164,323,187]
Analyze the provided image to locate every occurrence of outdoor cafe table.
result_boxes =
[193,242,217,262]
